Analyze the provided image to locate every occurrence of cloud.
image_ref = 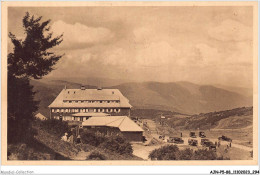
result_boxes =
[208,19,252,42]
[135,41,178,67]
[51,20,114,49]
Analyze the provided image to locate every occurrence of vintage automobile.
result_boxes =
[189,132,197,138]
[203,141,215,148]
[167,137,184,144]
[199,131,206,138]
[201,138,210,146]
[188,139,198,146]
[159,135,165,140]
[218,135,232,142]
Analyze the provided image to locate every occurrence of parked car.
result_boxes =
[189,132,197,138]
[188,139,198,146]
[203,141,215,147]
[199,131,206,138]
[159,135,165,140]
[201,138,210,146]
[218,135,232,142]
[167,137,184,144]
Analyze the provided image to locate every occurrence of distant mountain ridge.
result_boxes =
[31,79,252,116]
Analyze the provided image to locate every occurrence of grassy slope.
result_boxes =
[165,107,253,130]
[33,121,142,160]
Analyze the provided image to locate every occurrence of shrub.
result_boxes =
[149,146,228,160]
[193,149,219,160]
[101,135,133,155]
[80,129,133,155]
[87,151,106,160]
[38,119,70,137]
[179,148,194,160]
[149,145,179,160]
[80,129,106,147]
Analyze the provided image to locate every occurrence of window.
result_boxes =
[73,117,76,121]
[57,109,60,113]
[65,109,68,113]
[97,109,100,112]
[114,109,117,112]
[118,109,121,112]
[94,109,96,112]
[107,101,110,103]
[102,109,105,112]
[86,109,89,112]
[52,109,55,112]
[106,109,109,112]
[100,101,102,103]
[61,109,64,112]
[69,101,72,103]
[110,109,113,112]
[75,101,78,103]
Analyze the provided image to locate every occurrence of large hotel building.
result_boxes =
[48,86,132,122]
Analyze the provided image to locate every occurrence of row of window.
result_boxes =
[51,108,121,113]
[53,116,89,121]
[63,100,120,104]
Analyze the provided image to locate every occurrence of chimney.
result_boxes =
[81,85,86,90]
[64,85,67,90]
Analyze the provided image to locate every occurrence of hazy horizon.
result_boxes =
[8,6,253,89]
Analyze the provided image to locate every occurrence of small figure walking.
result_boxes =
[229,142,232,148]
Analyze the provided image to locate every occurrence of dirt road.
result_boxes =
[132,119,253,160]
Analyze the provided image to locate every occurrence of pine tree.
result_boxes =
[8,12,63,143]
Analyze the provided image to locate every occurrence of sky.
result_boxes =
[8,6,253,88]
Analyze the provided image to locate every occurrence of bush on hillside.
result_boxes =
[38,119,70,137]
[86,151,107,160]
[149,145,228,160]
[179,148,194,160]
[149,145,180,160]
[100,135,133,155]
[80,129,133,155]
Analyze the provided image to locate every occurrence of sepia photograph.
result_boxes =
[1,1,258,167]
